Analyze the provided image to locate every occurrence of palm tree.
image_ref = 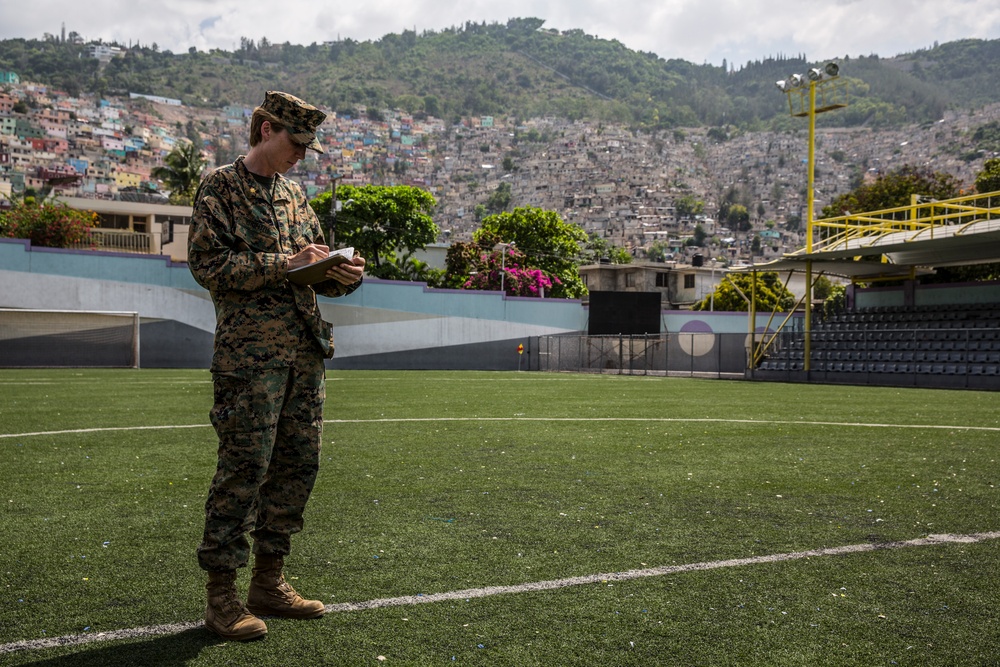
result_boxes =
[151,140,206,205]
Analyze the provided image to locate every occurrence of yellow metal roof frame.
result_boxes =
[733,191,1000,279]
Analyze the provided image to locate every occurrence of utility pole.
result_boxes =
[327,173,342,245]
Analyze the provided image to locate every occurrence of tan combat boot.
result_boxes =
[205,570,267,641]
[246,554,326,619]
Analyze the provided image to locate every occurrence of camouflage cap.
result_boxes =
[260,90,327,153]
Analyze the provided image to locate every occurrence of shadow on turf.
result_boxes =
[20,627,224,666]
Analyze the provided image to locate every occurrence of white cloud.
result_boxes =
[1,0,998,66]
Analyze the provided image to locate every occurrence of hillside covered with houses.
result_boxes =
[2,70,999,269]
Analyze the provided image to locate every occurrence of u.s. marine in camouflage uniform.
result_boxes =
[188,91,365,641]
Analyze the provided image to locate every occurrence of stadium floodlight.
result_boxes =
[773,60,848,372]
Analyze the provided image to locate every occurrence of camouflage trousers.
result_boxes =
[197,352,326,572]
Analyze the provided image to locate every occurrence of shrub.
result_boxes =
[822,284,847,320]
[462,246,559,297]
[0,200,98,248]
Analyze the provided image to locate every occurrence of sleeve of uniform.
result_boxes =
[188,172,290,293]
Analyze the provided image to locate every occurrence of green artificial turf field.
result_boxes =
[1,370,998,665]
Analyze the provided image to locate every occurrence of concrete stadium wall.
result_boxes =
[0,239,587,369]
[854,280,1000,309]
[1,239,795,370]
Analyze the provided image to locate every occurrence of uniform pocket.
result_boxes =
[210,368,287,436]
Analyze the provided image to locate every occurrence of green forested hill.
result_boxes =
[1,18,996,130]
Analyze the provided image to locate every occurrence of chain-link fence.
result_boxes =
[535,333,748,378]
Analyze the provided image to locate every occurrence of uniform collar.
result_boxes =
[235,156,285,202]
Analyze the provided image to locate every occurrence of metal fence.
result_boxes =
[70,229,153,254]
[535,333,749,378]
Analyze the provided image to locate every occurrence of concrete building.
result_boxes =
[57,196,192,260]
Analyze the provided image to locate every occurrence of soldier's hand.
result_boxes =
[287,244,331,270]
[325,254,365,285]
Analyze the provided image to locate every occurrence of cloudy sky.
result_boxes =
[2,0,999,67]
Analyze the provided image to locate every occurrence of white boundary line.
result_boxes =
[0,424,210,439]
[2,531,998,656]
[3,416,1000,440]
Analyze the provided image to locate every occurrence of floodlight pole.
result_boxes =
[805,79,818,371]
[776,64,846,373]
[806,81,818,256]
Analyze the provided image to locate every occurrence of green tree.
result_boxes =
[150,140,206,205]
[485,181,512,214]
[726,204,751,231]
[581,233,632,264]
[820,164,962,218]
[692,272,795,312]
[821,283,847,320]
[689,224,708,247]
[706,126,729,143]
[812,274,836,301]
[925,263,1000,284]
[473,206,588,299]
[310,184,437,280]
[975,158,1000,194]
[674,194,704,221]
[645,240,673,263]
[441,239,488,289]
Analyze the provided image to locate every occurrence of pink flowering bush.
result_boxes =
[0,200,98,248]
[463,246,561,297]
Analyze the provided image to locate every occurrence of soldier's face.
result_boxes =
[262,121,308,174]
[273,130,309,174]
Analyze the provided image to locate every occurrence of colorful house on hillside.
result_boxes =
[14,119,44,141]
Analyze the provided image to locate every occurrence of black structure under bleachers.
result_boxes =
[755,303,1000,389]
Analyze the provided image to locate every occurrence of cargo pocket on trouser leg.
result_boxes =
[198,367,290,571]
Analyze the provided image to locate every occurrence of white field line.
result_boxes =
[0,424,211,439]
[325,417,1000,431]
[3,416,1000,440]
[2,531,998,656]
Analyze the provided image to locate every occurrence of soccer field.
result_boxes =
[1,370,998,666]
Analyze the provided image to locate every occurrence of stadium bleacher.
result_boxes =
[756,303,1000,389]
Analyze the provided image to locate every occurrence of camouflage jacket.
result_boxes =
[188,156,360,370]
